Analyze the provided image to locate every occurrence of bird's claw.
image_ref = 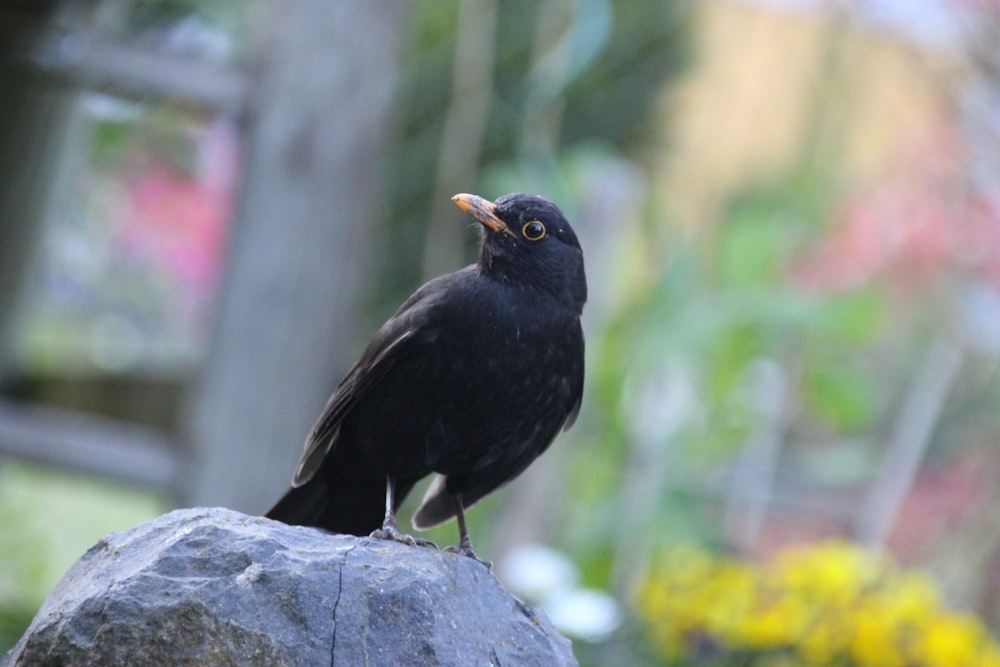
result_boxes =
[369,524,438,549]
[444,543,493,570]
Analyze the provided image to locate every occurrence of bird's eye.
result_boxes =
[522,221,546,241]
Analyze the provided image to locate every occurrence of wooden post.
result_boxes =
[181,0,405,512]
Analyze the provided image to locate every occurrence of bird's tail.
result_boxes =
[265,445,415,537]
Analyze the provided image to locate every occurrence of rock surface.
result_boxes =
[2,507,576,666]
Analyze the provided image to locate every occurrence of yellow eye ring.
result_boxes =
[522,221,546,241]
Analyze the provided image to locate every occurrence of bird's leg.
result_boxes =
[369,476,436,548]
[379,474,402,533]
[445,492,492,569]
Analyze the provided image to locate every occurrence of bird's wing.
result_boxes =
[291,330,413,486]
[290,271,465,487]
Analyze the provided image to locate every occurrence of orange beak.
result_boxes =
[452,193,514,237]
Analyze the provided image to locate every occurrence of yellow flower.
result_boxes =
[850,600,904,667]
[634,541,1000,667]
[885,572,940,624]
[977,646,1000,667]
[776,541,883,607]
[918,612,991,667]
[797,608,852,663]
[741,595,808,649]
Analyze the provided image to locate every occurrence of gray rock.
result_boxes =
[3,507,577,667]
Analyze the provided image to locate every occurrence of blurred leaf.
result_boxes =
[801,359,878,431]
[0,605,35,656]
[89,119,133,166]
[561,1,693,147]
[717,217,792,287]
[693,402,755,461]
[704,322,764,399]
[812,288,885,345]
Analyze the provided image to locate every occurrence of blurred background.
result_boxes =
[2,0,999,664]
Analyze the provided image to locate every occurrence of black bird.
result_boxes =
[266,192,586,558]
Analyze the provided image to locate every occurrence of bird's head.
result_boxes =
[452,192,587,312]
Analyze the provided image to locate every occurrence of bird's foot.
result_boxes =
[369,522,438,549]
[444,543,493,570]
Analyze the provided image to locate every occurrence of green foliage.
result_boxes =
[812,289,884,344]
[801,357,878,431]
[561,2,692,148]
[89,119,133,167]
[0,605,36,656]
[0,463,165,654]
[561,168,898,607]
